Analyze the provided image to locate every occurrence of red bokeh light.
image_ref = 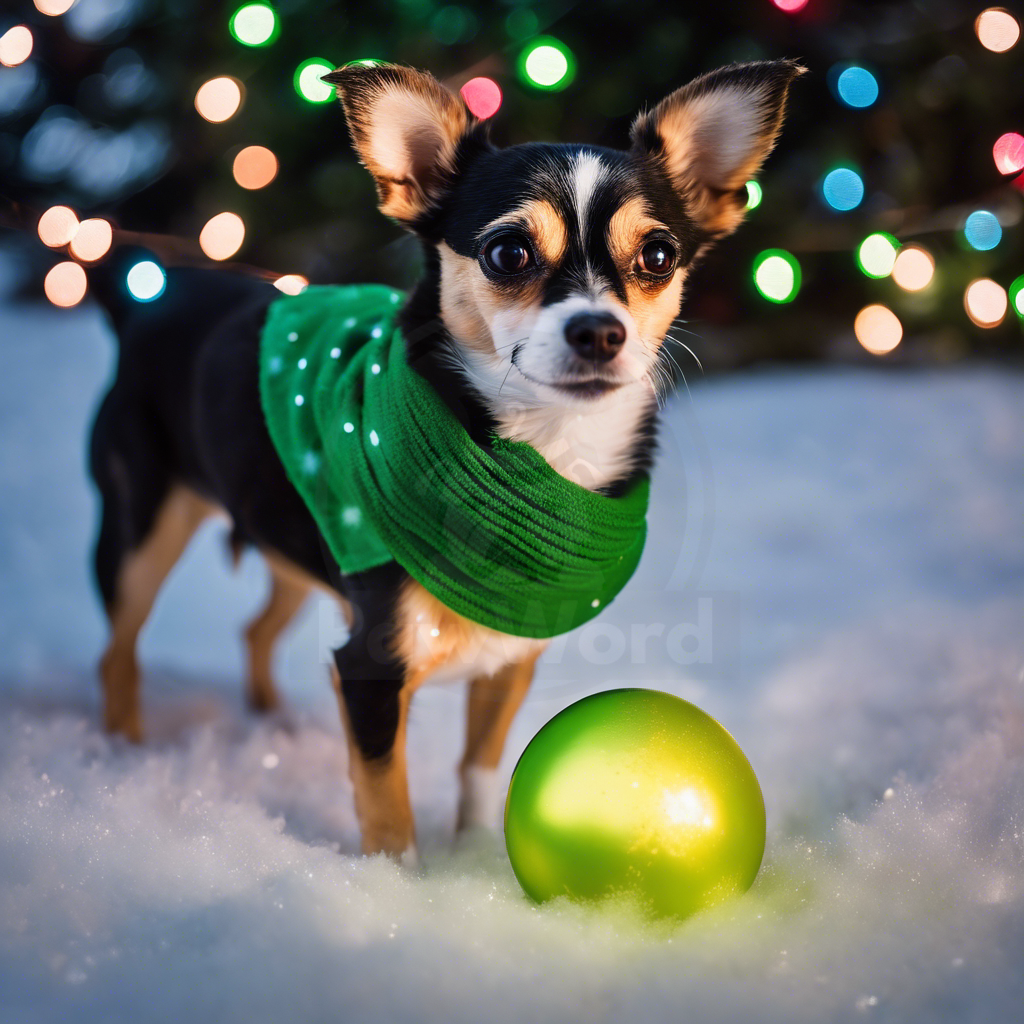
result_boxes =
[993,133,1024,175]
[460,77,503,120]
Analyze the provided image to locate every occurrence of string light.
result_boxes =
[274,275,309,295]
[836,66,879,108]
[753,249,801,303]
[856,232,898,278]
[126,261,166,301]
[992,133,1024,175]
[0,26,33,68]
[229,3,279,47]
[891,245,935,291]
[821,168,864,211]
[195,77,243,123]
[520,38,574,91]
[975,8,1020,52]
[963,210,1001,250]
[37,206,79,248]
[200,212,245,260]
[964,279,1007,327]
[233,145,278,189]
[854,304,903,355]
[460,77,502,119]
[1009,274,1024,319]
[294,58,335,103]
[69,218,112,261]
[44,262,87,307]
[745,181,763,210]
[33,0,77,14]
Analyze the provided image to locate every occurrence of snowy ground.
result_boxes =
[1,301,1023,1023]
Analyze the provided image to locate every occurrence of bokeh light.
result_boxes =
[1009,274,1024,319]
[821,168,864,211]
[0,26,34,68]
[992,133,1024,175]
[856,232,899,278]
[854,304,903,355]
[37,205,79,247]
[44,261,87,308]
[521,38,574,91]
[891,245,935,291]
[229,3,278,47]
[274,274,309,295]
[753,249,801,303]
[200,212,245,260]
[69,218,113,262]
[836,66,878,108]
[745,180,763,210]
[233,145,278,189]
[294,58,335,103]
[195,77,243,123]
[964,279,1007,327]
[772,0,809,11]
[460,77,502,119]
[34,0,77,13]
[963,210,1001,250]
[975,8,1020,52]
[126,260,166,302]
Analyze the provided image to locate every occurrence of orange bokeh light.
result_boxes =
[69,218,113,262]
[891,245,935,292]
[274,274,309,295]
[0,25,33,67]
[38,206,80,248]
[34,0,77,15]
[854,304,903,355]
[200,212,246,261]
[44,261,88,308]
[964,279,1007,327]
[233,146,279,190]
[195,77,243,123]
[976,8,1020,52]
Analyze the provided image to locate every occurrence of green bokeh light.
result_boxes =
[229,3,279,48]
[294,58,335,104]
[1010,274,1024,319]
[753,248,801,303]
[519,37,575,91]
[745,180,762,210]
[856,232,899,278]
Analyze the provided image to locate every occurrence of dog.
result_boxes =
[89,59,803,864]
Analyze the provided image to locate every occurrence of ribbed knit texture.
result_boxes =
[259,285,650,638]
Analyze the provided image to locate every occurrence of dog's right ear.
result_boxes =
[323,62,475,226]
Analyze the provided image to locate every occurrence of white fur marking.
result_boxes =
[571,151,607,245]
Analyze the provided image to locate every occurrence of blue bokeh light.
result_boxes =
[963,210,1002,251]
[836,66,879,108]
[821,168,864,211]
[126,260,166,301]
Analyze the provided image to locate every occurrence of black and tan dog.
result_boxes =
[90,59,803,864]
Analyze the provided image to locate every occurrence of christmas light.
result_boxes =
[821,168,864,211]
[521,38,574,91]
[975,9,1020,52]
[460,77,502,119]
[771,0,809,11]
[44,262,87,307]
[854,304,902,355]
[69,218,112,262]
[992,133,1024,175]
[891,245,935,292]
[126,261,166,302]
[34,0,77,13]
[0,26,33,68]
[195,77,243,123]
[856,233,898,278]
[963,210,1001,250]
[229,3,279,47]
[836,66,878,108]
[200,212,245,261]
[294,58,335,103]
[37,206,79,247]
[274,274,309,295]
[233,145,278,189]
[753,249,801,303]
[1009,274,1024,318]
[745,180,763,210]
[964,279,1007,327]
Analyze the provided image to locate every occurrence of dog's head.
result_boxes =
[325,60,804,407]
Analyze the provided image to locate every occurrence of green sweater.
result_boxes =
[259,285,650,639]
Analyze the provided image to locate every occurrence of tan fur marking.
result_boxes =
[626,271,686,349]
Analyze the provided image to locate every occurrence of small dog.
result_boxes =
[90,59,803,863]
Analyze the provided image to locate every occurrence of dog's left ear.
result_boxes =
[631,60,806,239]
[323,62,475,225]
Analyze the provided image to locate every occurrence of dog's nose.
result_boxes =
[563,312,626,362]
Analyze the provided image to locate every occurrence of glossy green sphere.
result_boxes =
[504,689,765,919]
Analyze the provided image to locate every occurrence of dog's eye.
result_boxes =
[482,234,534,276]
[636,240,677,277]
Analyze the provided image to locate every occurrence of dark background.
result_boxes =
[1,0,1022,370]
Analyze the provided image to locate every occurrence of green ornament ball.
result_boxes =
[504,688,766,920]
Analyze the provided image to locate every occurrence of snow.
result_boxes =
[1,301,1023,1022]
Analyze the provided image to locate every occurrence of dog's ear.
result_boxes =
[323,62,475,225]
[631,60,806,239]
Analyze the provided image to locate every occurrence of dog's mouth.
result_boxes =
[511,351,624,399]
